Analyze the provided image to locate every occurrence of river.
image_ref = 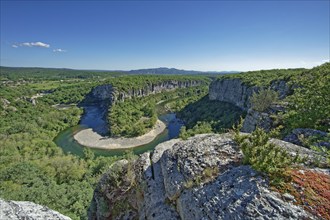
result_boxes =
[54,101,184,157]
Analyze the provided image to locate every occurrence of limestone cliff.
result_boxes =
[0,199,71,220]
[209,78,291,111]
[209,79,257,110]
[89,134,326,220]
[88,80,203,104]
[209,78,292,132]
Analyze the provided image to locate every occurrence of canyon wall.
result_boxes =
[209,78,292,132]
[90,80,203,103]
[209,78,291,111]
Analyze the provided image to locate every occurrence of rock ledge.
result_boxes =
[89,133,324,220]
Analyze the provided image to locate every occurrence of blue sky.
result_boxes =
[1,1,329,71]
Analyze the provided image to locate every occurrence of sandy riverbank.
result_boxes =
[73,119,166,149]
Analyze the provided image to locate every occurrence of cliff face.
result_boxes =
[209,78,292,132]
[90,80,203,103]
[209,79,257,110]
[90,84,116,103]
[0,199,71,220]
[209,78,291,111]
[89,134,324,220]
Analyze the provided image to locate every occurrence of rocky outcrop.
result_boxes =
[241,104,285,133]
[241,109,273,133]
[0,199,71,220]
[209,78,292,110]
[89,134,324,220]
[176,165,310,220]
[270,80,292,99]
[284,128,330,149]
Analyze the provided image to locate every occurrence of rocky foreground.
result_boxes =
[89,133,329,220]
[0,199,71,220]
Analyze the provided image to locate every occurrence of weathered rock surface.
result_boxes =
[160,134,242,201]
[242,104,285,133]
[0,199,71,220]
[177,166,311,220]
[241,109,273,133]
[209,78,291,111]
[284,128,330,149]
[89,134,323,220]
[270,80,292,99]
[209,79,257,110]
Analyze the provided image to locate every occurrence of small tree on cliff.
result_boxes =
[250,88,279,112]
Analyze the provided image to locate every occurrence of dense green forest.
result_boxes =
[0,81,120,219]
[218,67,305,86]
[283,63,330,132]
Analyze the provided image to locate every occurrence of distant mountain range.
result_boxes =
[126,67,239,75]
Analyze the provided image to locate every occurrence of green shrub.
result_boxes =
[250,88,279,112]
[232,120,300,186]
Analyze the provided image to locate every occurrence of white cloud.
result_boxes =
[53,48,67,53]
[12,41,50,48]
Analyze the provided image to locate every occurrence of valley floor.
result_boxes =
[74,119,166,149]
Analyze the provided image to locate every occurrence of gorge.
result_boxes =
[1,63,329,220]
[55,79,206,156]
